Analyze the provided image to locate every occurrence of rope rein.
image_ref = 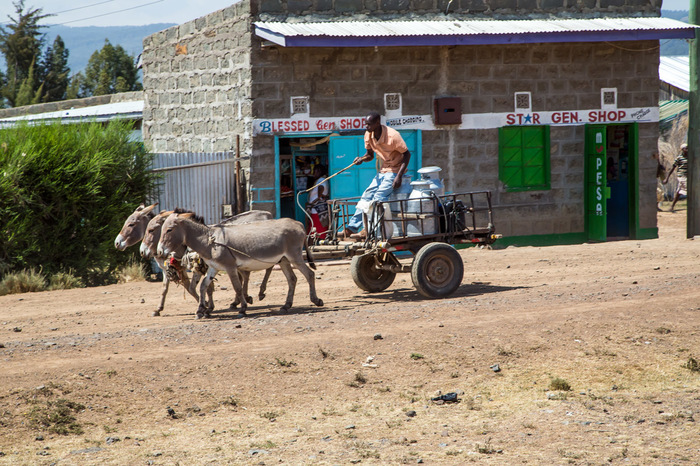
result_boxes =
[208,237,281,266]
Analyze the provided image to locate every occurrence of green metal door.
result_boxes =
[585,125,607,242]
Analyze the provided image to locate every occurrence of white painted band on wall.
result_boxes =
[252,106,658,136]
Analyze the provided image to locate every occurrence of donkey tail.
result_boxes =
[304,236,317,270]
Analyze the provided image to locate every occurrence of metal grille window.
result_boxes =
[498,125,550,192]
[601,88,617,108]
[514,92,532,112]
[291,96,309,115]
[385,93,401,111]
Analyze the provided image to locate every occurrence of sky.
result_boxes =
[0,0,691,27]
[0,0,240,27]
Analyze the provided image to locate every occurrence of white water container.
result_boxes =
[406,180,438,236]
[417,166,445,196]
[388,174,413,202]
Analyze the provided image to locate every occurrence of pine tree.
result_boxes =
[15,61,42,106]
[38,35,70,103]
[82,39,142,97]
[0,0,51,107]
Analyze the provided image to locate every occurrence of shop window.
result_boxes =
[498,126,550,192]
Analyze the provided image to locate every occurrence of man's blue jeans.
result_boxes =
[346,172,397,232]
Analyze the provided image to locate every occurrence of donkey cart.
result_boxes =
[307,190,500,299]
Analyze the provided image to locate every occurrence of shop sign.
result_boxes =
[253,107,658,135]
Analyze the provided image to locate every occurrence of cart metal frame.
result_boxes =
[307,190,500,298]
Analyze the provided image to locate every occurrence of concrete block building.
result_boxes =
[140,0,695,244]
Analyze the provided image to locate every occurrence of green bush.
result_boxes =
[0,120,157,285]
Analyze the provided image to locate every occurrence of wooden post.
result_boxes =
[689,0,699,237]
[235,135,242,214]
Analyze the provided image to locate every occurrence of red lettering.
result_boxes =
[552,112,561,124]
[532,113,540,124]
[506,114,515,125]
[617,110,626,121]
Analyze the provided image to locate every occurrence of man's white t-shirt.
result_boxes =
[308,176,328,214]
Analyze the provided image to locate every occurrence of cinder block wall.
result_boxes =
[141,1,253,155]
[252,0,658,17]
[251,40,660,236]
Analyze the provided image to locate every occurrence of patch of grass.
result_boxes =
[348,372,367,388]
[0,268,46,295]
[103,425,117,433]
[410,353,424,360]
[250,440,276,449]
[322,407,341,416]
[221,396,238,408]
[117,259,148,283]
[261,411,279,421]
[684,356,700,372]
[105,370,117,378]
[47,270,84,290]
[476,438,502,455]
[655,327,672,334]
[549,377,571,391]
[275,357,296,367]
[26,398,85,435]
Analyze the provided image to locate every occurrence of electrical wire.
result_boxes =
[51,0,116,16]
[54,0,165,26]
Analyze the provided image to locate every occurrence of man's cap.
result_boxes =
[681,143,688,150]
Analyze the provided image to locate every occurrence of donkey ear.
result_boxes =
[142,203,158,215]
[136,203,146,211]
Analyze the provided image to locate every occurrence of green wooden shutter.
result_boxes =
[499,126,549,191]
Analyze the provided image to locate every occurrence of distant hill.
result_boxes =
[661,10,690,56]
[43,23,176,76]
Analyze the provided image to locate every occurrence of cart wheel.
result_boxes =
[411,243,464,298]
[350,253,396,293]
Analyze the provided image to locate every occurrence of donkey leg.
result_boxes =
[290,254,324,307]
[278,258,297,312]
[205,279,215,317]
[154,274,170,317]
[184,270,200,302]
[242,271,253,304]
[225,267,247,315]
[197,269,217,319]
[258,267,272,301]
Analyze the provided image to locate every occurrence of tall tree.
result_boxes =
[82,40,142,97]
[38,35,70,103]
[0,1,51,107]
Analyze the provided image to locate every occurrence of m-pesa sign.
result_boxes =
[252,107,657,135]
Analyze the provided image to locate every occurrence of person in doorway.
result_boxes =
[306,164,329,239]
[337,112,411,240]
[663,143,689,212]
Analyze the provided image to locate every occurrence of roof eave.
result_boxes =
[255,28,696,48]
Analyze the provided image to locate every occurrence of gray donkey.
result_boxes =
[157,212,323,317]
[116,204,273,316]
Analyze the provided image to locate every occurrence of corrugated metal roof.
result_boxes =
[659,55,689,93]
[255,17,697,47]
[0,100,143,126]
[660,99,688,122]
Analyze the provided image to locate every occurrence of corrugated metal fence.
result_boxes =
[150,152,240,225]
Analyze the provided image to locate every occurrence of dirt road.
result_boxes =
[1,211,699,465]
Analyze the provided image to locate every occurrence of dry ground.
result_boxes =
[1,210,699,465]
